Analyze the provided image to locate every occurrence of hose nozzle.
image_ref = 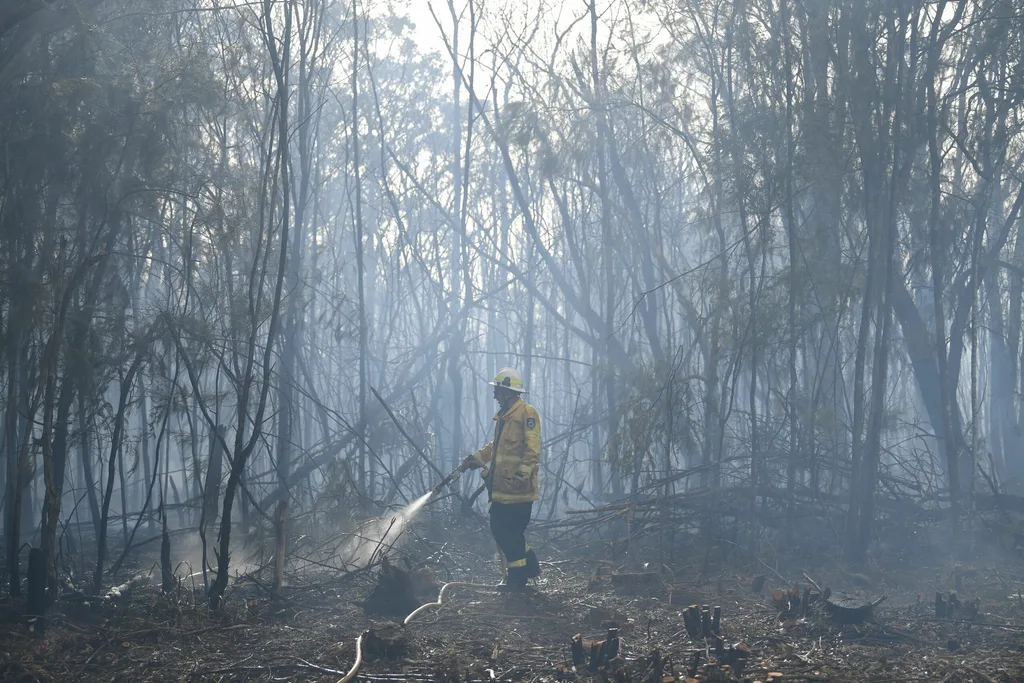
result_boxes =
[432,468,462,495]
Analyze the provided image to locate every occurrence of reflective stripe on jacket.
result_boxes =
[468,398,541,503]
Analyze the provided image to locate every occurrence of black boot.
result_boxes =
[497,565,528,592]
[525,549,541,579]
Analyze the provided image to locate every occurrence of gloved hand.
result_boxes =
[458,456,475,472]
[507,467,531,493]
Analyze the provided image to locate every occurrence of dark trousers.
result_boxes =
[489,502,532,569]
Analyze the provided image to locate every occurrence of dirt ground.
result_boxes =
[3,505,1024,683]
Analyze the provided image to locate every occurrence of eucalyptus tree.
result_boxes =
[274,0,337,505]
[0,0,215,594]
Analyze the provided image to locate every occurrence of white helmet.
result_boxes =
[490,367,527,393]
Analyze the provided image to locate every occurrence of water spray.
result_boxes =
[339,467,465,568]
[333,467,486,683]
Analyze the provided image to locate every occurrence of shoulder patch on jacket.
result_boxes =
[526,417,536,430]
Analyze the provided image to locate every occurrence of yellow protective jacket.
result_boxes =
[466,398,541,503]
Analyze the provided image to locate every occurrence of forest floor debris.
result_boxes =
[3,513,1024,682]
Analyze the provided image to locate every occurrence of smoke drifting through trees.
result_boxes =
[1,0,1023,596]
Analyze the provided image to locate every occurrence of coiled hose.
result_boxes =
[337,582,496,683]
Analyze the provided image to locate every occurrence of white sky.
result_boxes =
[395,0,666,76]
[396,0,608,65]
[399,0,478,58]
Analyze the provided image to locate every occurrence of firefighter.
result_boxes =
[459,367,542,591]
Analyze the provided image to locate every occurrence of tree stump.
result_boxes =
[362,625,410,660]
[27,548,46,619]
[363,556,439,617]
[824,593,887,623]
[161,516,174,593]
[273,501,287,597]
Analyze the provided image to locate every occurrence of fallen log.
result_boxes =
[104,571,151,601]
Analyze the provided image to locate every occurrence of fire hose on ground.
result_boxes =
[338,633,365,683]
[337,467,495,683]
[337,581,498,683]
